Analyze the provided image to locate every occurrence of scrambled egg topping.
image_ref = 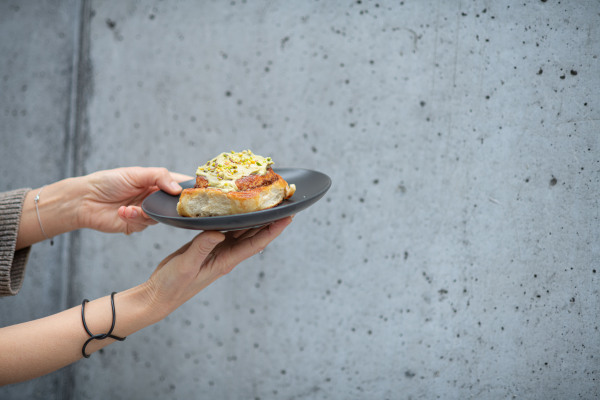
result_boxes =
[195,150,274,192]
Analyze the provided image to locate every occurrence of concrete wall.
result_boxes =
[1,1,598,399]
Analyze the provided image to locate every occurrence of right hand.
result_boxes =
[142,217,293,317]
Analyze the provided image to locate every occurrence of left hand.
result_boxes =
[78,167,191,234]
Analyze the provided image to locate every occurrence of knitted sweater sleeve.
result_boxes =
[0,188,32,297]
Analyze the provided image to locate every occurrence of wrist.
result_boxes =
[77,285,163,357]
[16,177,85,249]
[68,175,97,231]
[112,285,166,336]
[49,177,88,233]
[133,280,177,323]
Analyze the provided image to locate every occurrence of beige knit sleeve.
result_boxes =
[0,188,32,297]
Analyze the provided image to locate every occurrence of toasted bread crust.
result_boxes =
[177,172,296,217]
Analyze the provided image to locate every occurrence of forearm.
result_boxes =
[16,177,85,250]
[0,284,164,385]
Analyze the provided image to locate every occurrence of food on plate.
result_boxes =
[176,150,296,217]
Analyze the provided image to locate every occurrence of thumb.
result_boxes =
[128,167,183,195]
[155,167,184,195]
[180,231,225,267]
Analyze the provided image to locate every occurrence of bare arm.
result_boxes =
[0,286,154,384]
[16,167,190,250]
[16,177,83,250]
[1,217,292,385]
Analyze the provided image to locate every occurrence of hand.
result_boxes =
[142,217,293,317]
[78,167,191,234]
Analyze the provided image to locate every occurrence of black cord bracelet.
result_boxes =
[81,292,126,358]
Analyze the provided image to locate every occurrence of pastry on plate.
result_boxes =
[176,150,296,217]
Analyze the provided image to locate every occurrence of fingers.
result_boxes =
[153,236,195,273]
[151,232,222,279]
[230,226,263,239]
[170,172,194,183]
[229,217,294,240]
[178,231,225,275]
[220,217,292,267]
[191,231,226,257]
[153,168,184,194]
[127,167,184,195]
[118,205,158,233]
[118,205,140,220]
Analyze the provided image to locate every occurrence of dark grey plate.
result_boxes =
[142,168,331,231]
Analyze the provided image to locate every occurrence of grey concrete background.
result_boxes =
[1,0,598,399]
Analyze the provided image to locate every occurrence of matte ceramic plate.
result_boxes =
[142,168,331,231]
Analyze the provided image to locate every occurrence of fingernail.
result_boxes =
[130,209,138,218]
[170,182,182,191]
